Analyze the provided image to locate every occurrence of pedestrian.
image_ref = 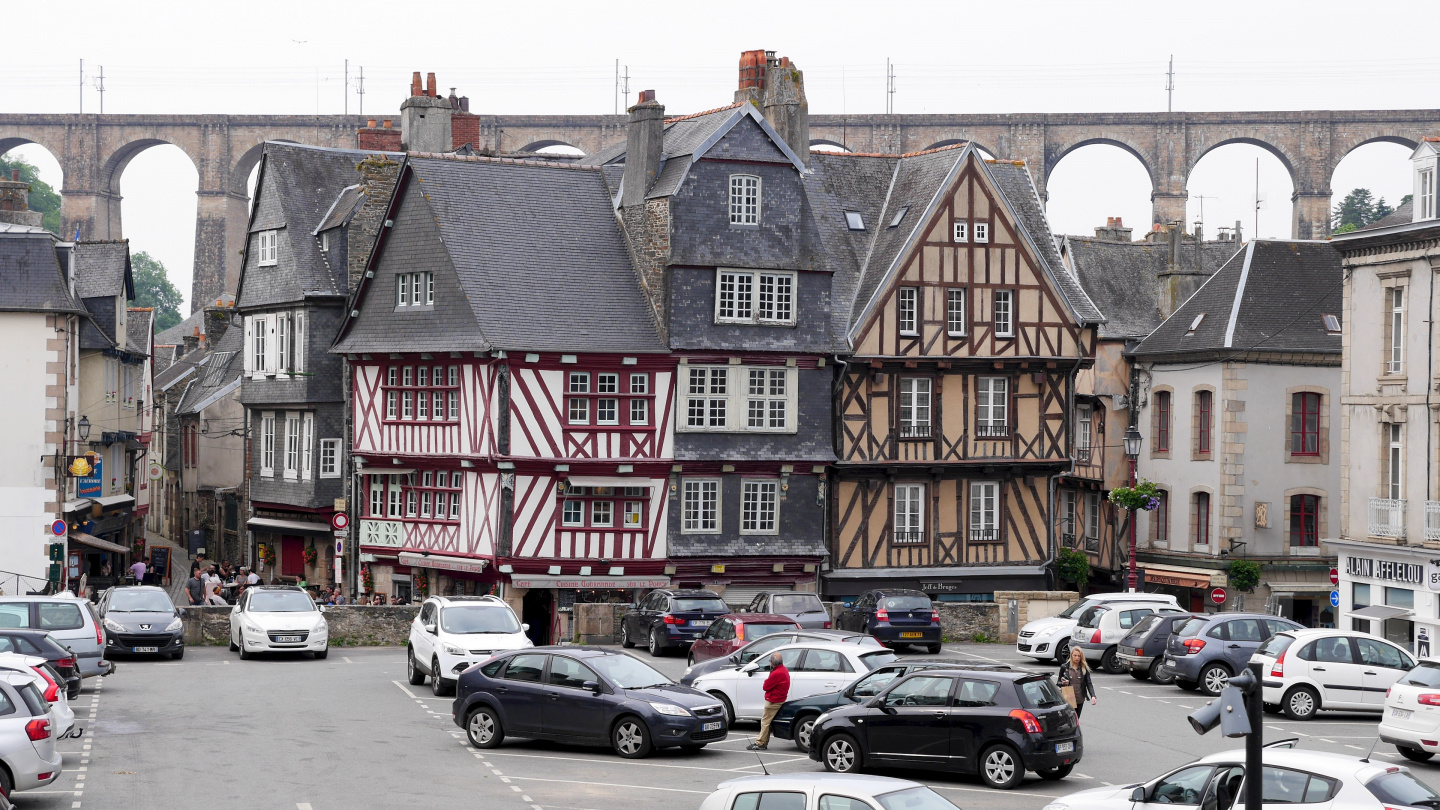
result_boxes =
[184,569,204,606]
[246,567,260,587]
[748,652,790,751]
[129,558,146,584]
[1058,647,1096,718]
[204,569,226,606]
[334,589,348,606]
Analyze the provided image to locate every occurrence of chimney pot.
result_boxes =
[411,72,422,97]
[9,169,17,182]
[367,119,376,128]
[620,91,665,208]
[383,119,392,128]
[426,72,437,97]
[637,89,656,104]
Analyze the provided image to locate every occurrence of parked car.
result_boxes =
[0,596,111,679]
[692,641,899,725]
[698,773,964,810]
[772,659,1012,752]
[227,586,329,659]
[1017,593,1180,663]
[1251,628,1416,720]
[0,655,73,738]
[0,631,81,699]
[1115,612,1194,683]
[1165,613,1303,695]
[687,614,801,666]
[0,670,62,796]
[620,589,731,657]
[1379,657,1440,761]
[96,585,185,660]
[742,592,833,630]
[809,665,1081,789]
[680,629,882,686]
[1040,746,1438,810]
[452,646,726,758]
[407,595,531,697]
[834,590,942,653]
[1070,601,1185,674]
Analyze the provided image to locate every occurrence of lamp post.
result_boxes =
[1123,427,1143,592]
[77,415,91,443]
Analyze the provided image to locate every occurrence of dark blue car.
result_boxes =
[835,589,942,652]
[620,589,731,657]
[452,646,727,759]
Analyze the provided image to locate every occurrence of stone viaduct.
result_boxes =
[1,109,1436,308]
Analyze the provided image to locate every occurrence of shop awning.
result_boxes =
[368,468,414,477]
[566,476,652,488]
[508,574,670,589]
[61,499,91,513]
[1350,605,1415,621]
[398,552,489,576]
[92,494,135,508]
[247,517,333,536]
[70,532,128,554]
[1270,583,1337,595]
[823,565,1045,579]
[1139,563,1216,589]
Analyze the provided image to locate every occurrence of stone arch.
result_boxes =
[809,138,852,153]
[98,138,202,200]
[1326,132,1421,187]
[1189,136,1298,188]
[515,139,584,154]
[1047,136,1157,190]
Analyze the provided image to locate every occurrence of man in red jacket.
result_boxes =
[748,652,791,751]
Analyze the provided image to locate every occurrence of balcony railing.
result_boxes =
[360,519,406,549]
[1368,497,1407,539]
[1075,447,1092,465]
[975,424,1010,439]
[1084,533,1099,553]
[1060,533,1077,548]
[969,528,998,543]
[1427,501,1440,542]
[898,424,932,439]
[892,531,927,545]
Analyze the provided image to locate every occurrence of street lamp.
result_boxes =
[77,415,91,443]
[1124,426,1142,592]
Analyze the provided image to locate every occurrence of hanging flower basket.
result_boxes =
[1108,479,1162,511]
[414,571,429,598]
[361,564,374,593]
[302,545,318,567]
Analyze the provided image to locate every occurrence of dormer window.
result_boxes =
[844,211,865,231]
[953,221,968,242]
[257,230,278,266]
[1420,167,1436,220]
[729,175,760,226]
[320,231,330,252]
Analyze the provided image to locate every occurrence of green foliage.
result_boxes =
[130,251,184,332]
[1331,188,1394,231]
[970,631,996,644]
[1402,194,1413,207]
[1109,479,1162,511]
[1228,559,1263,592]
[1056,547,1091,591]
[0,154,62,234]
[1332,222,1358,235]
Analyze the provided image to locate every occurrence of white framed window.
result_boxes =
[369,479,384,517]
[893,484,925,544]
[246,315,268,376]
[684,365,797,433]
[629,376,649,425]
[397,274,410,307]
[686,366,729,429]
[388,480,403,518]
[970,481,999,542]
[946,288,966,337]
[406,489,418,518]
[1388,287,1405,374]
[1421,168,1436,220]
[257,230,278,266]
[301,412,314,480]
[591,500,614,528]
[319,439,340,478]
[747,368,788,430]
[596,373,619,425]
[450,473,462,519]
[844,211,865,231]
[899,377,932,439]
[260,412,275,477]
[567,371,590,424]
[293,310,306,373]
[974,221,990,243]
[740,480,779,535]
[729,174,760,225]
[976,377,1009,437]
[396,272,434,307]
[1076,404,1093,461]
[1388,423,1404,500]
[953,221,967,242]
[623,501,644,529]
[897,287,918,336]
[562,500,584,527]
[284,412,301,480]
[993,289,1014,337]
[1084,491,1100,547]
[682,479,720,533]
[1060,489,1077,543]
[320,231,329,252]
[715,269,795,325]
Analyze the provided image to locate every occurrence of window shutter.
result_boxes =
[243,317,253,374]
[265,314,279,374]
[295,310,306,373]
[302,413,314,480]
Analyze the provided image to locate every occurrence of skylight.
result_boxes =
[1323,314,1341,334]
[1185,313,1205,335]
[888,206,909,228]
[844,211,866,231]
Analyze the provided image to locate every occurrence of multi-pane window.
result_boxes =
[629,374,649,425]
[396,272,435,307]
[257,230,278,266]
[684,366,795,433]
[1076,405,1092,463]
[1153,491,1170,543]
[260,412,275,477]
[970,481,999,542]
[381,364,460,423]
[1421,168,1436,220]
[1194,492,1211,546]
[1291,392,1321,456]
[244,312,305,376]
[1155,390,1172,452]
[740,480,779,535]
[284,413,301,480]
[1060,490,1077,545]
[1388,287,1405,374]
[974,222,990,243]
[729,175,760,225]
[993,290,1014,337]
[1387,424,1403,500]
[976,377,1009,437]
[1196,390,1213,455]
[893,484,925,544]
[595,373,620,425]
[715,269,795,325]
[952,221,968,242]
[897,287,918,335]
[687,367,730,429]
[682,479,720,533]
[319,439,341,478]
[559,486,648,530]
[946,288,966,336]
[301,413,314,481]
[566,371,650,428]
[380,471,461,522]
[1084,491,1100,552]
[369,479,384,517]
[899,378,932,438]
[747,369,788,430]
[567,372,590,424]
[1290,494,1319,547]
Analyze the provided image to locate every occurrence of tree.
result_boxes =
[1332,188,1395,230]
[130,252,184,332]
[1228,559,1262,592]
[0,154,62,234]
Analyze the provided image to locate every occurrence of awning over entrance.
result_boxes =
[565,476,652,488]
[1350,605,1414,621]
[92,494,135,508]
[398,552,489,576]
[1269,583,1337,596]
[509,574,669,589]
[1138,563,1216,589]
[822,565,1046,597]
[70,532,128,554]
[247,517,332,536]
[61,499,91,513]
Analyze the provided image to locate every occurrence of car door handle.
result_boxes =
[1313,667,1326,672]
[1228,644,1241,648]
[1365,671,1378,675]
[933,711,946,718]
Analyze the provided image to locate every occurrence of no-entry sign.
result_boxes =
[1210,587,1227,605]
[331,512,350,531]
[1330,567,1339,586]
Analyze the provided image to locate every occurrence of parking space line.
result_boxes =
[927,784,1057,799]
[731,756,810,770]
[478,748,790,775]
[298,804,314,810]
[392,680,419,699]
[504,776,708,795]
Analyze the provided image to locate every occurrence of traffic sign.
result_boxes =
[331,512,350,531]
[49,519,66,537]
[1330,590,1340,608]
[1210,587,1227,605]
[148,462,162,481]
[1329,568,1339,586]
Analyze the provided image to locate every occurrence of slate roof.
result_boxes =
[0,231,87,315]
[333,154,666,355]
[668,533,828,559]
[1356,200,1412,232]
[313,185,364,234]
[1132,240,1343,359]
[125,308,153,358]
[176,327,245,415]
[154,352,196,393]
[155,307,207,346]
[1062,236,1241,340]
[73,241,132,299]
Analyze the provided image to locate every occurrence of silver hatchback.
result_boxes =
[0,596,112,679]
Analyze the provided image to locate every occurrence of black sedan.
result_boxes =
[452,646,727,758]
[772,659,1012,751]
[97,585,186,659]
[0,629,82,699]
[809,667,1081,789]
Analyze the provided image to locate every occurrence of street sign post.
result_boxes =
[1210,587,1227,605]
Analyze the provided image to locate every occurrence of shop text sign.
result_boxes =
[1346,555,1423,586]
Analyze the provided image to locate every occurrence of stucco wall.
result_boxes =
[0,314,62,582]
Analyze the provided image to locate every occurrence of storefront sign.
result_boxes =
[397,552,488,576]
[919,581,962,592]
[510,576,670,589]
[1347,555,1424,586]
[76,457,102,498]
[1426,559,1440,592]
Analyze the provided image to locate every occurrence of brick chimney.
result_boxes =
[621,90,665,207]
[401,70,453,153]
[0,170,42,227]
[735,50,810,165]
[1093,216,1133,242]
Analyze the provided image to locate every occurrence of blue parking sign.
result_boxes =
[1329,590,1340,608]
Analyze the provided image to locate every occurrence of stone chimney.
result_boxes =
[621,90,665,208]
[0,170,43,228]
[347,156,403,293]
[734,50,810,165]
[1156,221,1211,319]
[1093,216,1132,243]
[203,300,233,343]
[400,70,452,153]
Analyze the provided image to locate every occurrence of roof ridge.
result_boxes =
[664,102,743,124]
[408,152,600,171]
[77,239,129,245]
[818,142,972,160]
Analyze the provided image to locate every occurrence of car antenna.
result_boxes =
[1360,734,1382,763]
[752,741,770,775]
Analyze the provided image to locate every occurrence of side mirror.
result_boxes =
[521,623,530,632]
[319,605,328,613]
[582,680,601,694]
[1130,787,1146,803]
[175,607,185,616]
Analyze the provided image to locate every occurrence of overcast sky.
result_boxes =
[4,0,1434,310]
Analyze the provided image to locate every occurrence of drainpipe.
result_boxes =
[1427,261,1435,522]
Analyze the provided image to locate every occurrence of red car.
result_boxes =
[686,613,801,665]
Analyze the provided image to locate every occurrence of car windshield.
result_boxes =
[860,650,901,670]
[107,590,174,612]
[1366,772,1440,809]
[744,623,795,640]
[441,606,521,634]
[1018,676,1064,708]
[1256,634,1297,659]
[875,786,962,810]
[1403,662,1440,688]
[1055,600,1090,619]
[248,592,315,613]
[672,597,728,613]
[588,654,673,689]
[772,594,825,614]
[880,595,931,611]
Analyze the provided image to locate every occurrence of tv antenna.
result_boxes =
[886,58,896,115]
[1166,55,1175,112]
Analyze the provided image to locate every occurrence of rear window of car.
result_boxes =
[860,650,900,670]
[672,597,728,613]
[733,792,806,810]
[1256,634,1296,659]
[743,623,795,640]
[874,787,961,810]
[1129,614,1163,638]
[880,595,932,611]
[38,602,84,631]
[1076,606,1109,628]
[1173,617,1206,637]
[17,683,46,716]
[1365,771,1440,808]
[1401,661,1440,688]
[1017,677,1065,709]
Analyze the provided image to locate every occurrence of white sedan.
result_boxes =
[1380,658,1440,761]
[228,587,329,659]
[700,773,962,810]
[691,641,898,724]
[1043,747,1440,810]
[0,654,73,738]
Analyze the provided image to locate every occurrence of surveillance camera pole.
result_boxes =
[1243,661,1263,810]
[1187,662,1264,810]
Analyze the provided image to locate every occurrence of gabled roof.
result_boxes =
[176,327,244,415]
[1062,236,1241,340]
[73,240,133,300]
[0,231,87,315]
[1132,240,1343,359]
[1355,200,1413,232]
[125,308,153,358]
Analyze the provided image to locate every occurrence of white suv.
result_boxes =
[1017,592,1178,662]
[407,596,531,697]
[1250,628,1415,720]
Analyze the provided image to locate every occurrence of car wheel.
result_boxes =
[648,628,664,657]
[314,647,328,660]
[1101,646,1124,674]
[228,632,238,652]
[1200,663,1232,696]
[620,622,635,649]
[171,648,185,660]
[1129,668,1149,680]
[822,734,861,774]
[466,707,504,748]
[687,652,696,667]
[710,692,735,726]
[407,648,426,685]
[794,714,817,752]
[1037,763,1075,780]
[1399,745,1435,762]
[925,643,943,654]
[238,630,252,660]
[1175,678,1198,691]
[979,743,1025,790]
[1150,659,1175,684]
[431,659,452,696]
[0,762,12,797]
[1282,685,1320,721]
[1054,639,1070,663]
[612,717,653,759]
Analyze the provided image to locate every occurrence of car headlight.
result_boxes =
[650,702,692,717]
[164,617,183,632]
[442,642,467,656]
[103,618,125,634]
[244,623,262,635]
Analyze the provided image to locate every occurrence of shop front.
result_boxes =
[1332,539,1433,654]
[504,572,671,646]
[667,559,821,608]
[821,565,1047,606]
[248,515,335,588]
[1136,562,1222,612]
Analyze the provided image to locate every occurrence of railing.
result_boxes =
[975,424,1010,439]
[1427,501,1440,542]
[1075,447,1092,465]
[1084,533,1100,553]
[0,569,54,597]
[892,531,926,545]
[969,528,998,543]
[1368,497,1407,539]
[898,424,932,439]
[360,519,406,549]
[1060,533,1077,548]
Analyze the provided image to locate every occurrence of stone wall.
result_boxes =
[181,605,419,646]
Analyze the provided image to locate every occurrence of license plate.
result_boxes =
[702,721,722,731]
[132,646,158,653]
[276,635,301,643]
[691,620,712,628]
[900,632,923,639]
[1056,741,1074,754]
[1393,708,1414,719]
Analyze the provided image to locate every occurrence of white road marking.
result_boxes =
[522,797,533,803]
[928,784,1058,799]
[730,756,810,770]
[392,680,419,699]
[343,657,355,663]
[1102,782,1116,786]
[298,805,313,810]
[480,748,780,775]
[504,776,708,795]
[1346,745,1364,750]
[1319,738,1335,743]
[1071,773,1094,780]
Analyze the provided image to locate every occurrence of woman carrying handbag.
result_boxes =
[1057,647,1097,718]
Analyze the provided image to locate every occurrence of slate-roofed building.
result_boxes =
[1130,240,1342,621]
[173,313,246,565]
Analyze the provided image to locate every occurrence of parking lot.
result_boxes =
[22,642,1436,810]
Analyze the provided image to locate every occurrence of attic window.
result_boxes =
[320,232,330,253]
[1323,313,1342,334]
[888,207,909,228]
[844,212,866,231]
[257,230,278,267]
[1185,313,1206,335]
